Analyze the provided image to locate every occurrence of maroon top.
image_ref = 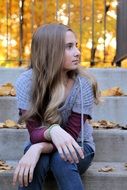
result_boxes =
[19,109,87,149]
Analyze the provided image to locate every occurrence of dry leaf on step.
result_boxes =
[0,160,12,172]
[4,119,17,128]
[101,87,124,96]
[98,166,114,172]
[0,83,16,96]
[0,123,4,128]
[91,120,120,129]
[0,120,26,129]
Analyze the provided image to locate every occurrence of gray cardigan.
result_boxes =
[15,69,95,152]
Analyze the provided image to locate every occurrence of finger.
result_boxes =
[72,141,84,159]
[29,166,34,183]
[62,145,74,163]
[13,165,20,186]
[18,167,25,187]
[23,167,30,187]
[67,143,79,163]
[57,146,67,161]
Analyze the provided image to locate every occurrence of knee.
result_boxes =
[35,155,50,176]
[50,152,78,177]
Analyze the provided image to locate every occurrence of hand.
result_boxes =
[50,126,84,163]
[13,142,53,187]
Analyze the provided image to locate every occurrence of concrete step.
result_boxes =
[0,128,127,162]
[0,161,127,190]
[0,96,127,125]
[0,68,127,91]
[0,97,19,122]
[87,68,127,92]
[84,161,127,190]
[0,68,25,85]
[93,129,127,162]
[93,96,127,125]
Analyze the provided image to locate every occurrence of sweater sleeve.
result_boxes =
[19,109,47,143]
[15,70,33,110]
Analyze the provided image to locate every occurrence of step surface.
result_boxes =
[0,97,19,122]
[1,96,127,125]
[87,68,127,91]
[93,129,127,162]
[93,96,127,125]
[0,68,127,91]
[0,129,28,160]
[84,162,127,190]
[0,68,25,85]
[0,161,127,190]
[0,128,127,162]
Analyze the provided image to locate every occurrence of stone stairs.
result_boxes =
[0,68,127,190]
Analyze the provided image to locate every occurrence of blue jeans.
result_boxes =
[18,143,94,190]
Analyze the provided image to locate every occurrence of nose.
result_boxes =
[74,47,81,57]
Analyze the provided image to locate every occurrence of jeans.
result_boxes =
[18,143,94,190]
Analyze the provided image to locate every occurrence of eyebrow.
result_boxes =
[65,42,78,46]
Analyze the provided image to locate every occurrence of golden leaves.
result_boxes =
[0,160,13,172]
[98,166,114,172]
[0,119,25,129]
[101,87,124,96]
[91,120,121,129]
[0,83,16,96]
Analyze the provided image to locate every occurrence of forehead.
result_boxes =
[65,31,77,43]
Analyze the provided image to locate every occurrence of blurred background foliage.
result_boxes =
[0,0,127,68]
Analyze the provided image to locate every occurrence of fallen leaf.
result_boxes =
[0,120,26,129]
[10,88,16,96]
[4,120,17,128]
[91,120,121,129]
[101,87,124,96]
[98,166,114,172]
[0,160,13,171]
[0,123,4,128]
[0,83,16,96]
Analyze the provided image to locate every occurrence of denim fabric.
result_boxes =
[18,143,94,190]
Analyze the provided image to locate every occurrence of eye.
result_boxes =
[76,43,79,48]
[65,43,73,49]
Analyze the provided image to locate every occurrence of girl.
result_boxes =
[13,23,99,190]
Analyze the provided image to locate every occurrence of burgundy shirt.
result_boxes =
[19,109,87,148]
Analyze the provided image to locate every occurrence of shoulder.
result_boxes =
[15,69,33,92]
[72,75,94,116]
[75,74,94,105]
[15,69,33,110]
[77,75,93,94]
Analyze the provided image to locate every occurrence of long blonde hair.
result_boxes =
[22,23,99,126]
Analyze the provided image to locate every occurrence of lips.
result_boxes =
[72,60,79,64]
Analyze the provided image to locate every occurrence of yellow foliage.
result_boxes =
[0,0,122,68]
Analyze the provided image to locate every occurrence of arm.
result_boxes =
[20,109,88,143]
[19,109,85,163]
[46,77,95,163]
[13,142,53,187]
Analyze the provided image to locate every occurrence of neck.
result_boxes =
[62,72,69,86]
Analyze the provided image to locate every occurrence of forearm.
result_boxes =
[43,112,88,141]
[31,142,54,154]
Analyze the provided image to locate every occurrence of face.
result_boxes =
[63,31,81,71]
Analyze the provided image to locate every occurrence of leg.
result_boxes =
[50,151,84,190]
[77,143,94,175]
[18,144,50,190]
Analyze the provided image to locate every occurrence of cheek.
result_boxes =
[64,51,72,63]
[64,56,71,68]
